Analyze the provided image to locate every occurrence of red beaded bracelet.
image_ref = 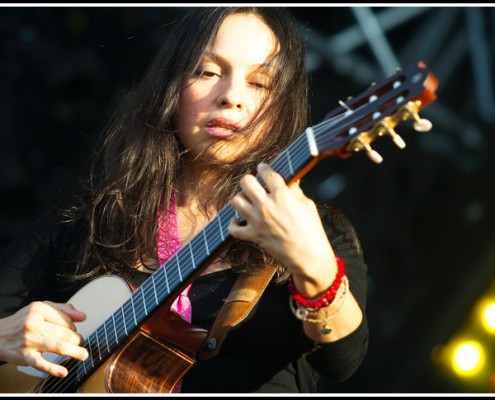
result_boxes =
[288,256,345,310]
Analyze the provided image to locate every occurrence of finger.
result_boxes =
[42,302,86,331]
[41,321,85,347]
[257,163,286,193]
[238,173,267,204]
[289,179,306,197]
[228,216,243,237]
[41,336,89,362]
[23,318,88,360]
[63,303,87,323]
[26,302,86,346]
[289,179,301,189]
[47,302,87,322]
[228,216,258,242]
[231,191,254,217]
[28,351,69,378]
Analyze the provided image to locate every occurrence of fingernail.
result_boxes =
[258,162,268,172]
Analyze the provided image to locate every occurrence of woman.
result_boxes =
[0,7,368,393]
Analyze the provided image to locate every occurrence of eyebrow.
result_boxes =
[201,51,275,73]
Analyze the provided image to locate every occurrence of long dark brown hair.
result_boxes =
[63,7,312,283]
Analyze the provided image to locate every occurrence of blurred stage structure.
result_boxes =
[1,6,494,393]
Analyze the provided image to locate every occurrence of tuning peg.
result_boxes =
[351,136,383,164]
[377,121,406,149]
[402,102,433,132]
[391,133,406,149]
[412,116,433,132]
[366,147,383,164]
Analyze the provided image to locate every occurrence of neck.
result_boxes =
[176,161,225,211]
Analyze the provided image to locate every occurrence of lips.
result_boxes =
[205,117,241,139]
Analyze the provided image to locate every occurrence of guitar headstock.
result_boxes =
[315,61,438,163]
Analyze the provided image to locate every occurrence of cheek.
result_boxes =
[177,92,198,131]
[177,83,211,124]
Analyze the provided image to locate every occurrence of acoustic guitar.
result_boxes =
[0,61,438,393]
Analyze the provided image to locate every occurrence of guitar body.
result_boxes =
[0,276,208,393]
[0,363,39,393]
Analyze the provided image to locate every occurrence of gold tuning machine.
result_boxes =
[401,101,433,132]
[347,133,384,164]
[375,120,406,150]
[346,100,433,164]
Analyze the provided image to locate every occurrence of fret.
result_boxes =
[112,311,120,344]
[189,232,212,273]
[140,286,148,316]
[217,215,225,242]
[129,295,138,327]
[86,336,95,369]
[94,328,102,360]
[121,305,128,335]
[203,229,210,255]
[189,244,196,271]
[80,350,87,378]
[174,253,183,283]
[151,274,159,306]
[76,358,83,383]
[103,319,111,353]
[220,207,235,235]
[134,292,146,328]
[234,209,242,221]
[112,308,124,343]
[161,260,171,294]
[152,268,169,303]
[259,135,308,188]
[285,149,294,176]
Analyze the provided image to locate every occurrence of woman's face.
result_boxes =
[176,13,278,165]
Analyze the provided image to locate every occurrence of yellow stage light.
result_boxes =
[482,302,495,333]
[451,341,485,377]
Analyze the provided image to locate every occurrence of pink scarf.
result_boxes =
[157,192,192,322]
[157,192,192,392]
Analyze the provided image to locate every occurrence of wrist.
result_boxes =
[288,256,345,308]
[289,260,349,337]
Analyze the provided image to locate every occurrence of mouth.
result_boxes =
[205,118,241,139]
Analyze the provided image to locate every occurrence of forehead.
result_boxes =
[209,13,278,67]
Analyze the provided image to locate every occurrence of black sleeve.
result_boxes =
[303,206,369,382]
[0,206,81,318]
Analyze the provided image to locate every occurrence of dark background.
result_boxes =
[1,5,495,394]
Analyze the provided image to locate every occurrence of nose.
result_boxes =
[217,77,244,110]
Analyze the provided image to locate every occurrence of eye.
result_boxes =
[249,72,271,90]
[194,69,219,79]
[250,81,267,89]
[194,62,221,79]
[202,70,219,78]
[250,80,272,91]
